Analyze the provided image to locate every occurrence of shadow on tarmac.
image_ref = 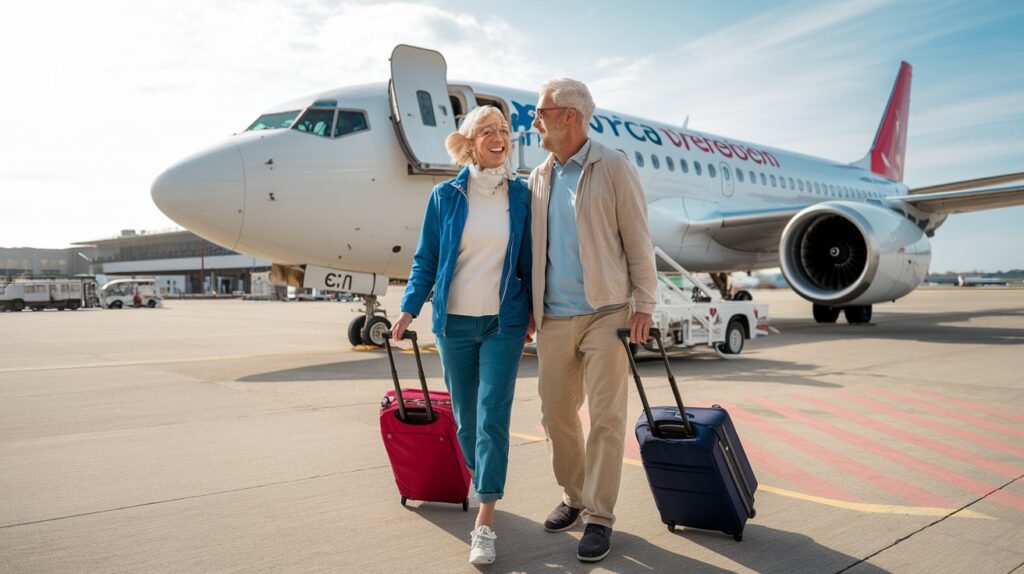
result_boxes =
[409,507,889,573]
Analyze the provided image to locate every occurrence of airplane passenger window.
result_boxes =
[651,154,660,169]
[708,164,716,178]
[760,173,766,185]
[635,151,645,167]
[780,177,786,189]
[829,185,836,195]
[814,182,820,194]
[694,162,702,176]
[722,166,731,181]
[680,159,689,174]
[798,180,804,192]
[246,110,299,131]
[293,108,334,137]
[788,177,795,189]
[335,111,369,137]
[417,90,437,127]
[770,175,777,187]
[666,156,675,171]
[736,169,744,183]
[749,171,756,183]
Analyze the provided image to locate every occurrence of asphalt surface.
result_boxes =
[0,287,1021,573]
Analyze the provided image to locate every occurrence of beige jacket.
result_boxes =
[529,139,658,329]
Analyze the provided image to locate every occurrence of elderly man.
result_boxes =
[527,78,657,562]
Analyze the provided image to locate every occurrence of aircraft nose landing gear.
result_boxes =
[347,294,392,347]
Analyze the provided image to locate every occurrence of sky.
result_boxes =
[1,0,1022,272]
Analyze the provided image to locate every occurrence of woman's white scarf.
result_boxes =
[469,158,513,197]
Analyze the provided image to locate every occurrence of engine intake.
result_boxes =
[780,202,931,306]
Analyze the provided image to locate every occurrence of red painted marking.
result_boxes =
[866,387,1024,440]
[755,397,1024,512]
[837,394,1024,459]
[722,403,950,507]
[740,437,861,501]
[910,388,1024,424]
[790,393,1022,478]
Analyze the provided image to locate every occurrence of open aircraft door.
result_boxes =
[389,45,457,174]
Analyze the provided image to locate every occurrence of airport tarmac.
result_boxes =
[0,288,1021,573]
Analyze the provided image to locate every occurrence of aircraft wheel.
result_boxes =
[812,304,839,323]
[716,318,745,355]
[347,316,366,346]
[844,305,872,324]
[110,300,123,309]
[362,316,392,347]
[733,290,753,301]
[667,523,676,533]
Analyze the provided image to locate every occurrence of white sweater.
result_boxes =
[446,175,509,317]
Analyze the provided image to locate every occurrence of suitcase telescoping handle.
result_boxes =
[382,330,435,422]
[617,328,695,439]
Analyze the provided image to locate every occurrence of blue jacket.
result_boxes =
[401,166,532,336]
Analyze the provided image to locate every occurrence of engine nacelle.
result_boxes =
[779,202,931,306]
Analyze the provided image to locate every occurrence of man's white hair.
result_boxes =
[540,78,595,132]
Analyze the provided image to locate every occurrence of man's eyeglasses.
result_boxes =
[534,107,573,119]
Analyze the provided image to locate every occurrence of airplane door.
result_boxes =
[389,44,457,174]
[719,161,735,198]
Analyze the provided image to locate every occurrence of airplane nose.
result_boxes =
[151,141,245,250]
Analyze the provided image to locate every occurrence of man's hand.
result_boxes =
[630,311,653,344]
[526,314,536,344]
[391,312,414,342]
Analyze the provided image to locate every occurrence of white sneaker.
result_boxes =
[469,525,497,565]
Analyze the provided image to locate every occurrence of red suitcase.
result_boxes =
[380,331,470,511]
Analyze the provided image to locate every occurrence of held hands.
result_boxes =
[526,314,536,344]
[391,312,414,341]
[630,311,653,344]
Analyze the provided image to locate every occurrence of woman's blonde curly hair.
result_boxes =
[445,105,510,166]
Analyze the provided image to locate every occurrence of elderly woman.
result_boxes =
[391,105,531,565]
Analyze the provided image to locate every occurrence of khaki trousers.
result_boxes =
[537,305,630,528]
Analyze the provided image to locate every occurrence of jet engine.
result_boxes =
[779,202,931,307]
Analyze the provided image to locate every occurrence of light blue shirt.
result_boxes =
[544,139,596,316]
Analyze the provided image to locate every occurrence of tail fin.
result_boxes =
[853,61,912,182]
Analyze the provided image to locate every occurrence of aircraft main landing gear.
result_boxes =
[347,294,392,347]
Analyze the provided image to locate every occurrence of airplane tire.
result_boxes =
[362,316,392,348]
[812,304,839,323]
[347,316,367,346]
[733,290,753,301]
[844,305,872,324]
[716,319,745,355]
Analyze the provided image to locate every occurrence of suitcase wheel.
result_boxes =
[667,523,676,533]
[462,499,469,512]
[749,507,757,519]
[731,532,743,542]
[400,496,408,507]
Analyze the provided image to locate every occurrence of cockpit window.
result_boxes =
[293,108,334,137]
[246,111,299,131]
[335,111,369,137]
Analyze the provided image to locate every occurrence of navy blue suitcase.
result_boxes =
[619,328,757,541]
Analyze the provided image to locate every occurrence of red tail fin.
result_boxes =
[858,61,912,182]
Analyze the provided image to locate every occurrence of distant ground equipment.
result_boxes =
[0,277,100,311]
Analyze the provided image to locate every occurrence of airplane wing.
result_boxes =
[888,184,1024,214]
[688,206,803,252]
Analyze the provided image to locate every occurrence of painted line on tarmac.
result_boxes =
[0,349,342,374]
[509,431,991,519]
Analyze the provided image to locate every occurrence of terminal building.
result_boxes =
[1,229,270,296]
[72,229,271,295]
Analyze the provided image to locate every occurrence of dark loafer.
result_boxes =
[543,502,582,532]
[577,524,612,562]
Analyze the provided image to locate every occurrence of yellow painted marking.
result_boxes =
[0,348,342,374]
[511,432,991,519]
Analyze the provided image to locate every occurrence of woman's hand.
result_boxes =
[391,312,414,341]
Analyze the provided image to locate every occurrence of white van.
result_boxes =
[100,278,162,309]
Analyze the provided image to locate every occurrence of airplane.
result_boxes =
[151,44,1024,347]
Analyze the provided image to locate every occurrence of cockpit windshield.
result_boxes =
[245,111,300,131]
